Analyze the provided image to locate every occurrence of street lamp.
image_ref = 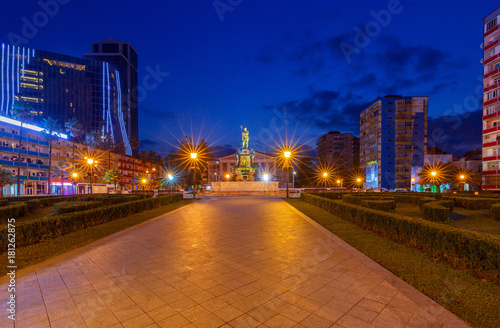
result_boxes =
[431,171,437,193]
[323,172,328,189]
[357,177,363,189]
[263,174,269,181]
[190,152,198,199]
[72,172,78,195]
[293,171,296,189]
[86,158,96,194]
[284,151,291,198]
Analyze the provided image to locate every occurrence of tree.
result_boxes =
[51,161,68,195]
[296,157,316,187]
[417,162,455,193]
[103,168,122,191]
[11,101,34,196]
[85,130,101,150]
[40,118,61,195]
[65,117,84,171]
[0,169,14,197]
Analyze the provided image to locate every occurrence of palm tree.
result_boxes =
[51,161,68,195]
[0,169,14,197]
[85,130,101,151]
[103,168,122,191]
[11,101,34,196]
[65,117,84,171]
[40,118,61,195]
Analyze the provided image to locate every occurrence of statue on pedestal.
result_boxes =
[241,126,249,149]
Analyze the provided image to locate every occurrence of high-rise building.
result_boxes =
[360,95,428,190]
[0,42,133,155]
[316,131,359,170]
[482,7,500,190]
[84,39,138,153]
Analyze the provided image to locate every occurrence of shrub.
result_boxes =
[301,193,500,278]
[491,204,500,220]
[442,196,500,210]
[422,202,451,222]
[53,201,103,216]
[0,194,183,250]
[418,197,436,208]
[361,200,396,212]
[0,202,27,219]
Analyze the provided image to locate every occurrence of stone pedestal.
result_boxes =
[211,181,279,193]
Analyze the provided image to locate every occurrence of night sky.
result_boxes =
[0,0,497,157]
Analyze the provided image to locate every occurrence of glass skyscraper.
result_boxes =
[0,42,134,155]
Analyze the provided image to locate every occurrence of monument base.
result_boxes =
[211,181,279,193]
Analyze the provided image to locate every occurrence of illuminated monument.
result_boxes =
[211,127,279,193]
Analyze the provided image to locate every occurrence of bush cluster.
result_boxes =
[442,196,500,210]
[53,201,103,216]
[0,194,183,250]
[422,200,454,222]
[301,193,500,277]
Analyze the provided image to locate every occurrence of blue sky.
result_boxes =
[0,0,497,157]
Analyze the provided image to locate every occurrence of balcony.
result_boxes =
[483,155,499,161]
[485,25,499,37]
[485,38,500,52]
[483,126,499,134]
[485,53,500,66]
[485,67,500,79]
[483,170,500,175]
[483,140,500,148]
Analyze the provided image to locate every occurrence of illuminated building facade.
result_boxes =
[316,131,359,170]
[482,7,500,190]
[360,95,428,190]
[84,39,138,154]
[0,114,156,196]
[0,43,132,155]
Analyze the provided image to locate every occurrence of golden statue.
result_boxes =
[241,126,249,149]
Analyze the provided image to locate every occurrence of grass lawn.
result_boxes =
[1,200,194,276]
[394,203,500,238]
[286,198,500,328]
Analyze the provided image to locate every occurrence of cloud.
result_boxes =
[140,139,159,146]
[139,106,177,119]
[427,109,481,157]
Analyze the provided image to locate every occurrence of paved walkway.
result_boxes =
[0,197,470,328]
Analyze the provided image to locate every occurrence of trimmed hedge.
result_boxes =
[0,194,183,250]
[53,201,103,216]
[492,204,500,220]
[418,197,437,208]
[361,200,396,212]
[422,201,454,222]
[301,193,500,279]
[0,202,27,219]
[442,196,500,210]
[0,199,9,207]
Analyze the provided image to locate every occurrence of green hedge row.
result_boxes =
[491,204,500,220]
[418,197,437,208]
[53,201,103,216]
[0,202,27,219]
[0,194,183,250]
[422,201,454,222]
[361,200,396,212]
[301,193,500,278]
[442,196,500,210]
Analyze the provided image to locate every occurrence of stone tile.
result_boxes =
[3,198,470,328]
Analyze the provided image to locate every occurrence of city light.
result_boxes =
[190,152,197,159]
[87,158,94,165]
[323,172,328,177]
[284,151,291,158]
[263,174,269,181]
[431,171,437,176]
[168,174,173,181]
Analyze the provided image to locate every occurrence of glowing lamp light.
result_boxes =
[142,179,147,184]
[263,174,269,181]
[293,171,296,175]
[337,180,340,183]
[225,174,230,179]
[460,175,465,179]
[431,171,437,176]
[411,178,415,182]
[190,153,197,159]
[72,172,78,178]
[357,178,362,182]
[323,172,328,177]
[284,151,291,158]
[87,158,94,165]
[168,174,173,181]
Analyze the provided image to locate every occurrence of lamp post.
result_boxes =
[168,174,173,192]
[357,177,363,190]
[190,152,198,199]
[323,172,328,190]
[87,158,95,194]
[431,171,437,193]
[284,151,291,198]
[460,174,465,191]
[72,172,78,195]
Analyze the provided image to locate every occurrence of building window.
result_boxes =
[487,18,497,32]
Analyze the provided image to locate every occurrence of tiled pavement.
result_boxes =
[0,197,470,328]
